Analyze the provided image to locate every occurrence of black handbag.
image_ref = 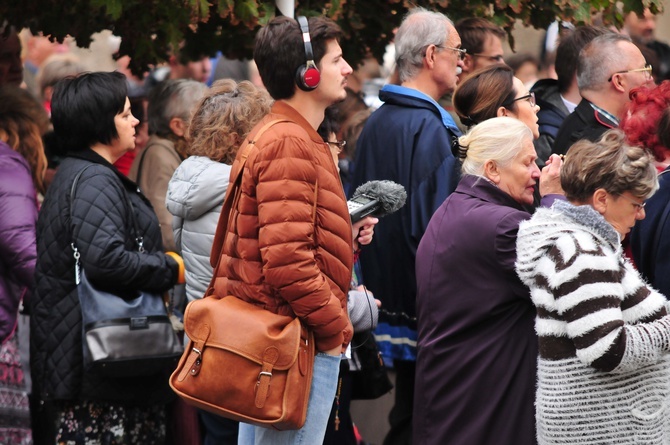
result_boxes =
[70,165,183,377]
[349,331,393,400]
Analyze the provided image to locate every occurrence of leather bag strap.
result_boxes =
[207,119,290,280]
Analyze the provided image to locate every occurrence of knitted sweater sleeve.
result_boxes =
[547,232,670,373]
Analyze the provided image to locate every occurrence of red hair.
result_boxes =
[620,80,670,162]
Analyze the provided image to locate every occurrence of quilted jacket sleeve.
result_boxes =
[254,136,349,351]
[71,168,177,293]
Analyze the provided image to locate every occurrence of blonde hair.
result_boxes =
[0,86,49,194]
[459,117,533,176]
[561,129,658,201]
[186,79,272,163]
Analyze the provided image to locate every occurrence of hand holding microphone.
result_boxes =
[348,180,407,249]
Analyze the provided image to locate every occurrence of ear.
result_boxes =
[484,160,500,184]
[169,117,187,138]
[425,44,438,69]
[610,73,626,93]
[496,106,508,117]
[168,55,180,68]
[463,54,475,74]
[591,188,609,215]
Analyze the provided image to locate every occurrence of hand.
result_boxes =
[352,216,378,251]
[353,285,381,308]
[539,154,564,197]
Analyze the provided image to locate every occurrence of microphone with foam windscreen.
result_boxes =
[347,180,407,223]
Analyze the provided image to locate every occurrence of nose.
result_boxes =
[531,163,541,179]
[637,207,646,220]
[343,60,353,76]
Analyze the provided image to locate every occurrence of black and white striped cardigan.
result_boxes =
[516,200,670,445]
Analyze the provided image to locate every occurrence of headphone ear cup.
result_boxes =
[295,64,320,91]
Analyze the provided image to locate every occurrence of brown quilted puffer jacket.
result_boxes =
[212,101,354,352]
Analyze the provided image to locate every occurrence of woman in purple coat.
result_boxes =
[413,117,562,445]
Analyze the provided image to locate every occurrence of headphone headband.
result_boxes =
[297,16,315,66]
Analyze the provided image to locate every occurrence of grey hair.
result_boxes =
[148,79,208,137]
[459,117,533,176]
[577,33,632,92]
[395,7,453,83]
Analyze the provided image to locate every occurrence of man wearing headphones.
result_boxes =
[211,15,377,444]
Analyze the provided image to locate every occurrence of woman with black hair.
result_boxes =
[32,71,184,444]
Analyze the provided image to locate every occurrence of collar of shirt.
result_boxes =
[381,84,461,134]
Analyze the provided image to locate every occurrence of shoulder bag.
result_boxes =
[70,164,183,377]
[170,119,316,430]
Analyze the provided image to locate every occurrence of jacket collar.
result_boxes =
[379,84,461,134]
[456,174,527,212]
[575,99,617,129]
[272,101,324,144]
[67,148,140,192]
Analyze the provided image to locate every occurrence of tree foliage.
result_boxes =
[1,0,663,75]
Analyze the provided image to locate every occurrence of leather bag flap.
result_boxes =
[183,296,301,370]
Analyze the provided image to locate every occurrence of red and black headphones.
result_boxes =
[295,16,321,91]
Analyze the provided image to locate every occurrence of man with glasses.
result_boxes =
[455,17,507,78]
[553,33,653,155]
[531,25,609,168]
[348,7,464,445]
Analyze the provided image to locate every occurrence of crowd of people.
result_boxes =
[4,5,670,445]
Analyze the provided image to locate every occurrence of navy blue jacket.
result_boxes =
[531,79,569,167]
[349,85,460,362]
[631,168,670,296]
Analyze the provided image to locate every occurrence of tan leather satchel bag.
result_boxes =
[169,119,315,430]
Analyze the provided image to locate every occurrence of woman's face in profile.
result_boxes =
[495,136,541,205]
[112,97,140,153]
[506,77,540,139]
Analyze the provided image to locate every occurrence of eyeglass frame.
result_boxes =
[505,91,536,108]
[429,44,467,61]
[327,140,347,154]
[607,64,653,82]
[617,194,646,211]
[469,53,505,63]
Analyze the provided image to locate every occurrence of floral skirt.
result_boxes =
[56,400,166,445]
[0,332,32,445]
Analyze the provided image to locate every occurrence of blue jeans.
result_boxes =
[238,353,341,445]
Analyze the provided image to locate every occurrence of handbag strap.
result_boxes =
[207,118,322,295]
[70,163,144,252]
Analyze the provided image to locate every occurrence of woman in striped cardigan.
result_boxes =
[516,129,670,444]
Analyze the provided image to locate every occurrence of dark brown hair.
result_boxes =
[254,16,342,100]
[0,86,49,194]
[455,17,506,55]
[453,64,516,127]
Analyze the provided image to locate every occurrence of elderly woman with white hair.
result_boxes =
[413,117,563,445]
[516,129,670,444]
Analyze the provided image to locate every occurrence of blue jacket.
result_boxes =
[531,79,569,167]
[631,168,670,296]
[349,85,461,362]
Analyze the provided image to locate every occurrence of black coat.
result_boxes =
[32,149,178,404]
[552,99,616,156]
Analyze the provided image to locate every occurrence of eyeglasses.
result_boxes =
[510,91,536,107]
[608,64,653,82]
[327,140,346,154]
[439,45,467,61]
[470,53,505,63]
[618,194,646,211]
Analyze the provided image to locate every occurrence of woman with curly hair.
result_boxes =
[166,79,272,445]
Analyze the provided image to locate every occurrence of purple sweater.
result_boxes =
[0,141,38,342]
